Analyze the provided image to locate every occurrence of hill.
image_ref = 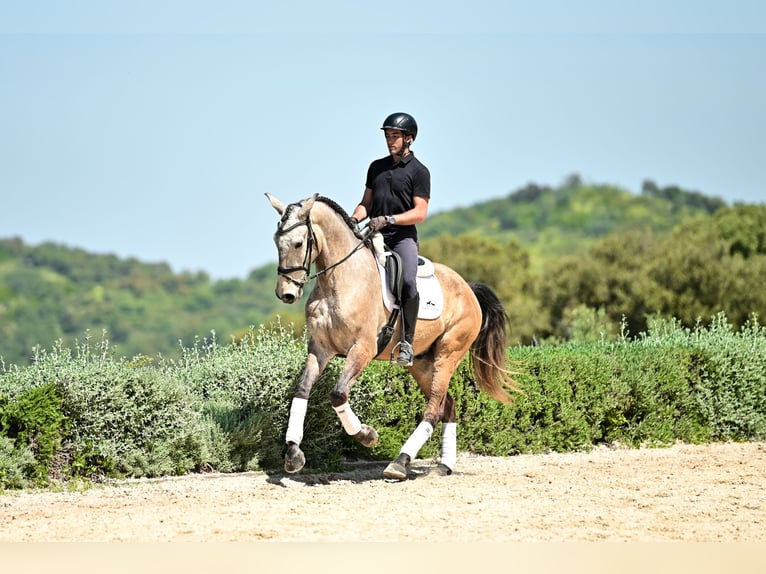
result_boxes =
[0,238,279,366]
[0,176,739,365]
[419,176,726,268]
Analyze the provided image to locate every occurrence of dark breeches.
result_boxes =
[390,236,419,300]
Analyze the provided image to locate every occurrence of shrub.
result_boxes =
[643,312,766,440]
[0,335,208,481]
[0,383,64,485]
[160,323,328,471]
[0,436,36,489]
[0,312,763,490]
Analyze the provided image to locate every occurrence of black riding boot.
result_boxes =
[395,294,419,366]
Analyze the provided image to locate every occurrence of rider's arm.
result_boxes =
[390,196,429,226]
[352,187,374,221]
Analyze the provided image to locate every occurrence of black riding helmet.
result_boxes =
[381,112,418,142]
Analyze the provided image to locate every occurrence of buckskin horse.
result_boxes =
[266,193,517,480]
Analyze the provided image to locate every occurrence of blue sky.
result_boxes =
[2,2,765,279]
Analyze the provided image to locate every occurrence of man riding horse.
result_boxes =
[266,112,516,480]
[350,112,430,367]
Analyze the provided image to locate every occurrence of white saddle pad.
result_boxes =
[376,255,443,320]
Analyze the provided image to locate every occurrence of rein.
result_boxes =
[276,211,370,286]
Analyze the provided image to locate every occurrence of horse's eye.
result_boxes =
[294,241,303,249]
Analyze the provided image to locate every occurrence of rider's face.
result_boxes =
[384,129,409,157]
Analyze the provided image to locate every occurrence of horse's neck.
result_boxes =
[313,214,377,293]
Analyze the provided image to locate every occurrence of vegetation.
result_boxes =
[0,239,279,367]
[1,175,764,490]
[419,194,765,346]
[1,312,763,490]
[2,176,759,367]
[418,176,726,266]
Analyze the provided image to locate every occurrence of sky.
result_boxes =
[2,1,765,279]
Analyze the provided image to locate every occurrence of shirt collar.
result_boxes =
[393,152,414,166]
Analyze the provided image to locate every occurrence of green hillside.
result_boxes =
[0,238,280,367]
[2,176,763,367]
[419,176,726,269]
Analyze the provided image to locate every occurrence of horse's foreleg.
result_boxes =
[284,345,328,473]
[329,347,378,448]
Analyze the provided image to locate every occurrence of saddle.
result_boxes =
[372,245,444,355]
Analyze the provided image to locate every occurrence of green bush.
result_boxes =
[0,335,208,482]
[346,333,711,458]
[160,323,343,472]
[0,312,764,490]
[642,312,766,440]
[0,435,36,489]
[0,383,64,486]
[434,340,707,456]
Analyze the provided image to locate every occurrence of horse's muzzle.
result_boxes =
[279,292,297,304]
[276,284,301,304]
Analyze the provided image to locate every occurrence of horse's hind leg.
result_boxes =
[383,354,460,480]
[436,393,457,474]
[415,375,457,475]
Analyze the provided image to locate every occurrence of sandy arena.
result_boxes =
[1,441,764,542]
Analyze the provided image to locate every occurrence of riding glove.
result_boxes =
[368,216,390,231]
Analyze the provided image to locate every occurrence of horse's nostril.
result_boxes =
[282,293,296,304]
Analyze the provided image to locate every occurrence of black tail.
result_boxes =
[468,282,518,404]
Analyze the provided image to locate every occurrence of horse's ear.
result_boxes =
[297,193,318,219]
[265,192,286,215]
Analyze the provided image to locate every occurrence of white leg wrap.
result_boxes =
[285,397,308,445]
[400,420,434,460]
[440,422,457,470]
[333,402,362,435]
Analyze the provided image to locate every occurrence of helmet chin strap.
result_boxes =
[393,136,412,161]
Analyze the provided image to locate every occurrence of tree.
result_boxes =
[420,233,545,345]
[536,228,660,338]
[713,204,766,258]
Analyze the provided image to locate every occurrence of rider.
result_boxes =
[350,112,431,366]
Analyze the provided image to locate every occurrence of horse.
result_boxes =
[266,192,518,480]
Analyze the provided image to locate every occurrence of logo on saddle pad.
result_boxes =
[376,253,444,320]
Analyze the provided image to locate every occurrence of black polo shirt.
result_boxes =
[365,152,431,239]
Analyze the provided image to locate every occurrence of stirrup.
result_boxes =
[393,341,414,366]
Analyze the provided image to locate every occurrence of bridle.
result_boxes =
[275,217,316,287]
[275,206,370,287]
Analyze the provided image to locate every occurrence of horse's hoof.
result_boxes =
[383,453,411,481]
[428,463,453,477]
[284,443,306,474]
[354,424,379,448]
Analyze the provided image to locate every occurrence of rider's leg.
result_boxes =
[393,238,420,367]
[397,294,419,366]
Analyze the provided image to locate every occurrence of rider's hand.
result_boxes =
[368,216,390,232]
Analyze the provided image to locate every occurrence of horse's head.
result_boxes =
[266,192,319,304]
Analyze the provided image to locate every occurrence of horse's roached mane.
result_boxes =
[316,196,358,231]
